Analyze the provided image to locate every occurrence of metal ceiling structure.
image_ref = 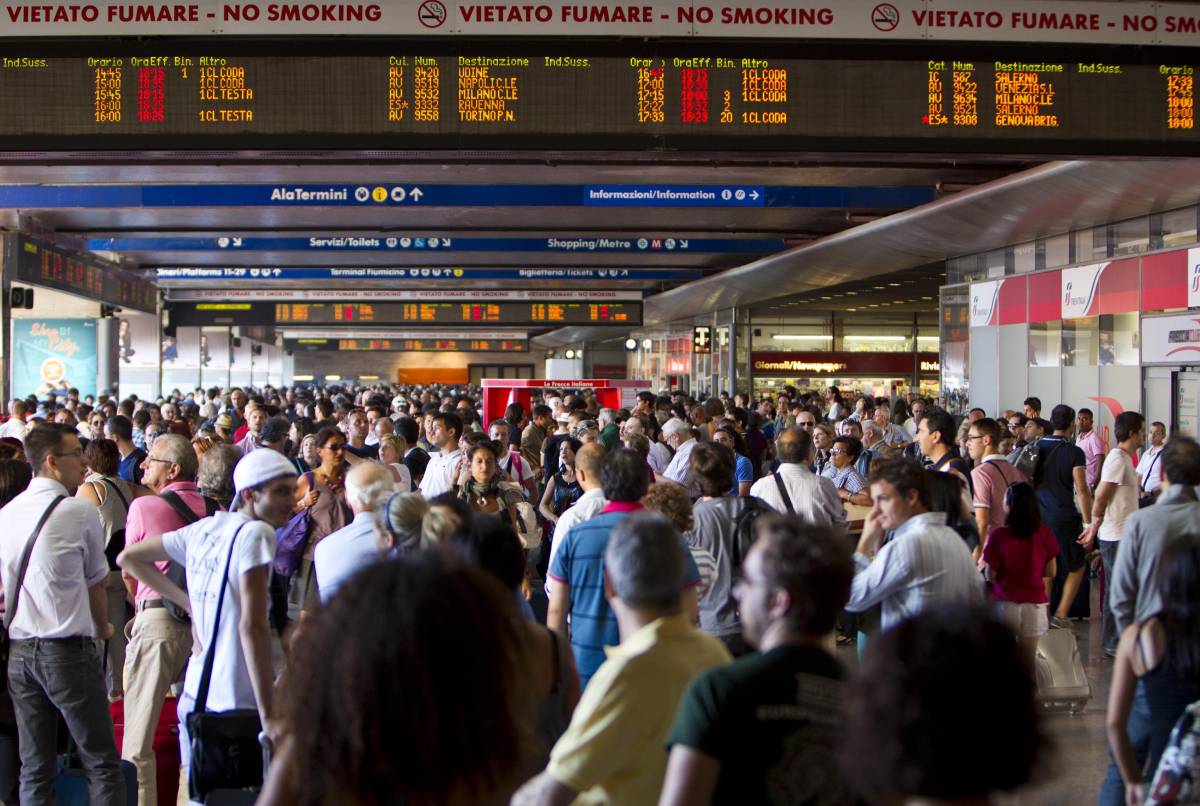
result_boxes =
[532,158,1200,347]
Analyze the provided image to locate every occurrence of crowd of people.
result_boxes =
[0,381,1194,805]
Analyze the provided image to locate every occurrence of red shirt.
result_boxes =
[983,523,1060,605]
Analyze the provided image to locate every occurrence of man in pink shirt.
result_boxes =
[967,417,1028,556]
[1075,408,1105,489]
[120,434,218,806]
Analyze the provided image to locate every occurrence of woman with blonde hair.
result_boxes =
[378,433,414,492]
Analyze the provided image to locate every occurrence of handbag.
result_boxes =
[186,523,265,802]
[273,471,313,577]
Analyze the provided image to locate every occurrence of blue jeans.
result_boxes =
[7,637,126,806]
[1099,540,1121,653]
[1099,680,1151,806]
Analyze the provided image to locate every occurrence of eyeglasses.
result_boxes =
[965,434,984,442]
[146,457,176,465]
[322,443,346,452]
[829,448,847,455]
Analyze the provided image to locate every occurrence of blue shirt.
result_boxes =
[118,448,146,485]
[728,453,755,496]
[549,506,702,689]
[313,512,379,603]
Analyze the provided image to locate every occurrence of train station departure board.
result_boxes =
[1,41,1199,153]
[273,301,641,325]
[285,337,529,352]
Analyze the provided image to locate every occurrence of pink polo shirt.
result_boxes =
[124,481,212,604]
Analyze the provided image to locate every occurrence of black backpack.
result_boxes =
[156,492,221,623]
[729,497,774,572]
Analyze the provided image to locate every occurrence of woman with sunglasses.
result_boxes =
[291,426,353,611]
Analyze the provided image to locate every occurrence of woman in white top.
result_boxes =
[76,437,146,699]
[378,434,414,492]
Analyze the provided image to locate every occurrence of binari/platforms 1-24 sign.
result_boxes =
[4,0,1200,43]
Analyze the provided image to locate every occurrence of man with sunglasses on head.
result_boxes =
[965,418,1027,558]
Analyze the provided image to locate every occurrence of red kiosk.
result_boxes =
[481,378,650,426]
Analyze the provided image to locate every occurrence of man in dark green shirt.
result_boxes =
[661,518,855,806]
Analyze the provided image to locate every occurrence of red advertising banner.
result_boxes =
[1096,257,1140,314]
[997,276,1027,325]
[1028,269,1061,323]
[1142,249,1188,312]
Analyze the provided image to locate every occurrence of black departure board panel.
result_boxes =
[273,301,640,325]
[2,40,1200,153]
[285,337,529,352]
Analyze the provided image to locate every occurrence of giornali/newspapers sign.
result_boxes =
[4,0,1200,42]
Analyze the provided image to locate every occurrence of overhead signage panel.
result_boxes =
[0,41,1198,154]
[9,234,157,313]
[1,0,1200,46]
[274,300,642,326]
[285,337,530,352]
[167,300,275,326]
[0,184,934,209]
[95,236,778,253]
[155,266,699,282]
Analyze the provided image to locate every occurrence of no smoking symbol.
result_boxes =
[871,2,899,31]
[418,0,446,28]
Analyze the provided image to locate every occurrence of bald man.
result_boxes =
[313,462,395,603]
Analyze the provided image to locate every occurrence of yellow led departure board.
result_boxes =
[0,42,1197,153]
[286,337,530,352]
[273,301,640,325]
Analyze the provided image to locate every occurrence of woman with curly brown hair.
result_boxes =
[260,553,539,806]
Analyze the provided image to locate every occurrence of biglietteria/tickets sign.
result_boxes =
[4,0,1200,43]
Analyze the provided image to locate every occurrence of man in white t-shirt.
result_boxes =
[418,412,464,499]
[1079,410,1144,657]
[0,399,29,441]
[119,447,297,795]
[1137,421,1167,502]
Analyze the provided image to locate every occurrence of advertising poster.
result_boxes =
[162,326,201,391]
[12,318,97,398]
[117,311,160,400]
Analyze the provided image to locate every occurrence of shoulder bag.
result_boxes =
[771,472,796,515]
[186,523,266,802]
[1,496,66,687]
[273,471,314,577]
[98,478,131,571]
[157,491,222,624]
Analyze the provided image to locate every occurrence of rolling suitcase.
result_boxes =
[1035,624,1091,715]
[111,697,182,806]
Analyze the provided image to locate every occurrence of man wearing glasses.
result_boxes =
[0,424,126,804]
[122,435,218,806]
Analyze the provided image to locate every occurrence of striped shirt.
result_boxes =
[846,511,984,630]
[548,503,701,689]
[824,464,867,494]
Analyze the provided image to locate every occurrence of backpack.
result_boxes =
[156,491,222,623]
[729,497,774,572]
[499,480,542,550]
[1147,699,1200,805]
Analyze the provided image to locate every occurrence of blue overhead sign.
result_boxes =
[155,267,703,281]
[92,236,782,254]
[0,184,935,209]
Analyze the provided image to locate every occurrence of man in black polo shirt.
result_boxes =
[1034,404,1094,626]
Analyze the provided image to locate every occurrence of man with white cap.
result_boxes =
[120,448,296,800]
